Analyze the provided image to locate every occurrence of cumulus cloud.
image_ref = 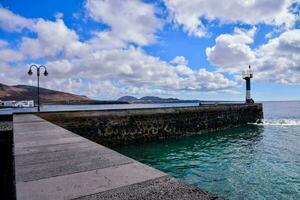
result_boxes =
[0,7,33,31]
[0,5,237,98]
[0,47,237,97]
[206,28,257,72]
[2,0,298,100]
[164,0,298,37]
[0,49,24,62]
[20,19,88,59]
[44,48,237,96]
[206,28,300,84]
[0,39,24,62]
[85,0,163,46]
[0,39,8,47]
[170,56,189,65]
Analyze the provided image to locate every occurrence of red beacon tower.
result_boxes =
[242,65,254,103]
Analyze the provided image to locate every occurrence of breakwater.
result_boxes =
[38,103,263,146]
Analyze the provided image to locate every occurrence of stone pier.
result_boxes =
[14,114,223,200]
[38,103,263,146]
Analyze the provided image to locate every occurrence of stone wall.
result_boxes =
[38,104,263,146]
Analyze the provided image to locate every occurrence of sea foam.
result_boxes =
[250,119,300,126]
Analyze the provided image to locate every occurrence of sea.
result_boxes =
[1,101,299,199]
[114,101,300,200]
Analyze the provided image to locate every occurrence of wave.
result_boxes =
[250,119,300,126]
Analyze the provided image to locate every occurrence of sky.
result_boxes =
[0,0,299,101]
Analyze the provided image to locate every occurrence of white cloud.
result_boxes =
[0,5,238,98]
[44,48,237,95]
[206,28,300,84]
[170,56,189,65]
[85,0,163,46]
[206,28,257,72]
[0,7,33,31]
[0,39,8,47]
[20,19,88,59]
[0,49,24,62]
[0,48,237,98]
[164,0,298,37]
[54,12,64,19]
[0,39,24,62]
[87,31,128,50]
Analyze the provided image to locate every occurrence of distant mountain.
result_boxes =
[117,96,139,101]
[140,96,179,101]
[0,83,90,103]
[117,95,193,103]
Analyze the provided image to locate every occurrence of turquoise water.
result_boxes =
[114,101,300,200]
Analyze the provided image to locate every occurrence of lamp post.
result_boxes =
[28,65,48,112]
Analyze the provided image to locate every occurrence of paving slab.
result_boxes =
[15,145,131,166]
[17,162,166,200]
[15,151,133,182]
[14,122,64,132]
[14,140,97,155]
[14,134,76,144]
[15,136,86,148]
[14,126,77,135]
[14,114,223,200]
[14,114,45,123]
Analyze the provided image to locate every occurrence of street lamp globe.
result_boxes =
[28,69,33,76]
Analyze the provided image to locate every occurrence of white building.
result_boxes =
[0,100,34,108]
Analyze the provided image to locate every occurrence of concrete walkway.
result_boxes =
[14,114,223,200]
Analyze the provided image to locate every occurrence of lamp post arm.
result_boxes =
[39,65,47,71]
[39,65,48,76]
[29,64,38,71]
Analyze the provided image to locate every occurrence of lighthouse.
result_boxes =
[242,65,254,103]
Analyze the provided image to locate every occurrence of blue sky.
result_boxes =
[0,0,299,101]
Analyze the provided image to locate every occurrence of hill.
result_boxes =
[117,96,138,101]
[117,95,196,103]
[0,83,90,104]
[140,96,179,101]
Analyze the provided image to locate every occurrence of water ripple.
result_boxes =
[114,102,300,200]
